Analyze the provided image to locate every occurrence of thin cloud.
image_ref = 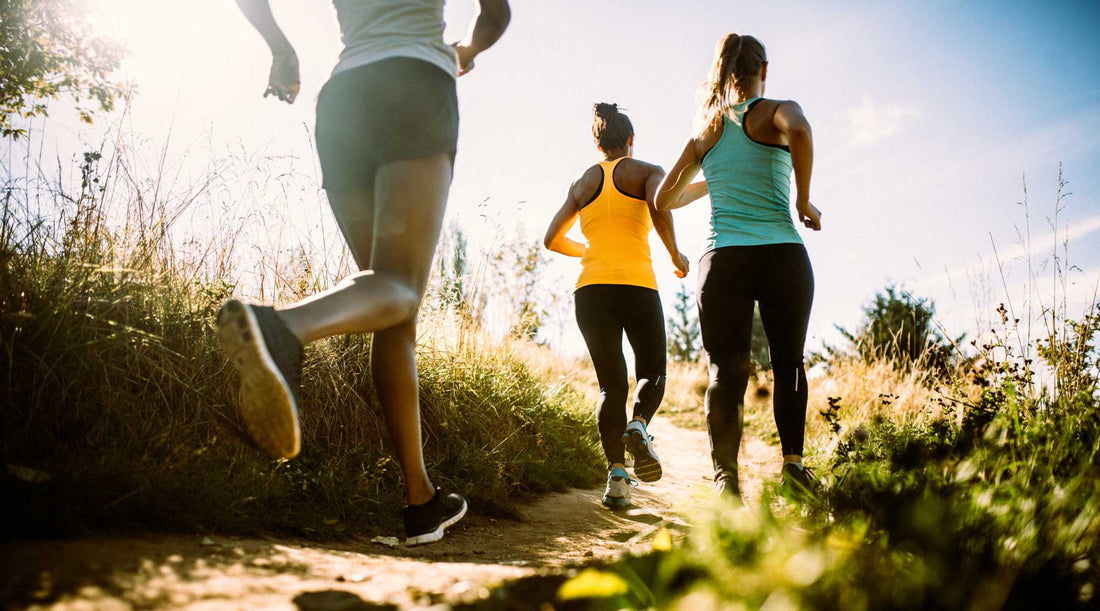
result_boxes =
[992,214,1100,265]
[846,95,922,147]
[919,214,1100,289]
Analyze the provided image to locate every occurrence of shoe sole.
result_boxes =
[217,300,301,459]
[602,495,630,509]
[405,498,468,546]
[623,430,662,483]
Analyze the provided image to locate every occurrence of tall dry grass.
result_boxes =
[0,126,602,539]
[804,357,938,455]
[655,354,936,464]
[505,170,1100,611]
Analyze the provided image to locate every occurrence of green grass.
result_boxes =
[477,304,1100,609]
[0,148,603,540]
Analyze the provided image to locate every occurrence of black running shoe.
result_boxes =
[403,489,468,546]
[714,471,743,505]
[216,299,303,459]
[622,420,662,483]
[781,463,819,499]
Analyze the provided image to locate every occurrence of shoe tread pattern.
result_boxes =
[217,300,300,459]
[625,430,662,483]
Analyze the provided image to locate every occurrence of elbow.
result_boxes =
[654,193,671,213]
[543,233,557,251]
[486,0,511,32]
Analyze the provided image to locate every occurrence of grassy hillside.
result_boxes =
[490,304,1100,609]
[0,145,604,539]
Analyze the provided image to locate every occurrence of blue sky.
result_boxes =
[6,0,1099,356]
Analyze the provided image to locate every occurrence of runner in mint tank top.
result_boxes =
[656,33,823,503]
[226,0,510,546]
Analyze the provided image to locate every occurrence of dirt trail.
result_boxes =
[1,423,778,610]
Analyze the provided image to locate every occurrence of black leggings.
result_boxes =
[698,244,814,477]
[575,284,666,468]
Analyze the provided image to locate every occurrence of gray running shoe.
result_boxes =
[602,466,635,509]
[217,299,303,459]
[622,419,662,482]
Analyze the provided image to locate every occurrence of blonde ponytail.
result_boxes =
[696,34,767,133]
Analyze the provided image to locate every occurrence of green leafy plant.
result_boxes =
[819,284,962,378]
[1,0,127,139]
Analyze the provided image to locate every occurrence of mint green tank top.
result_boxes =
[700,97,802,251]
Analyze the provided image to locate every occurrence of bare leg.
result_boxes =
[276,157,451,343]
[368,156,451,505]
[277,154,451,505]
[373,321,434,504]
[277,270,419,345]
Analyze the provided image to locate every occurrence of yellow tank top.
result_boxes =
[575,158,658,291]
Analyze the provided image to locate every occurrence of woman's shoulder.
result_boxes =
[694,113,726,160]
[757,98,804,117]
[614,158,662,200]
[570,163,605,204]
[617,156,662,176]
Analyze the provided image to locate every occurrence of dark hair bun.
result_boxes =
[594,102,618,119]
[591,102,633,152]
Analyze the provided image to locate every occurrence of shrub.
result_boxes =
[0,139,603,539]
[479,300,1100,609]
[819,284,961,379]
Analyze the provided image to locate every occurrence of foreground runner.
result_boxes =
[544,103,696,508]
[656,33,822,502]
[223,0,510,545]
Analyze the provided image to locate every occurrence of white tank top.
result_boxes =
[331,0,457,79]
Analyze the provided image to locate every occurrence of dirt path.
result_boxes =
[1,423,778,610]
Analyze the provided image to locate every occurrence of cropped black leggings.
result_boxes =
[575,284,666,468]
[698,244,814,476]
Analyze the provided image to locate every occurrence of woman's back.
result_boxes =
[576,158,657,290]
[701,98,801,251]
[332,0,456,78]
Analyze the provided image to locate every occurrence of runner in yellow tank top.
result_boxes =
[544,103,706,509]
[575,157,659,290]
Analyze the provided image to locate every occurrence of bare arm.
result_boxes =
[645,167,690,278]
[236,0,300,103]
[655,137,709,212]
[680,181,709,206]
[543,190,585,258]
[774,101,820,230]
[454,0,512,76]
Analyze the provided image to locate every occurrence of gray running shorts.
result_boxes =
[315,57,458,191]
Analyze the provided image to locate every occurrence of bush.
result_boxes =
[489,300,1100,609]
[820,284,961,378]
[0,141,603,539]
